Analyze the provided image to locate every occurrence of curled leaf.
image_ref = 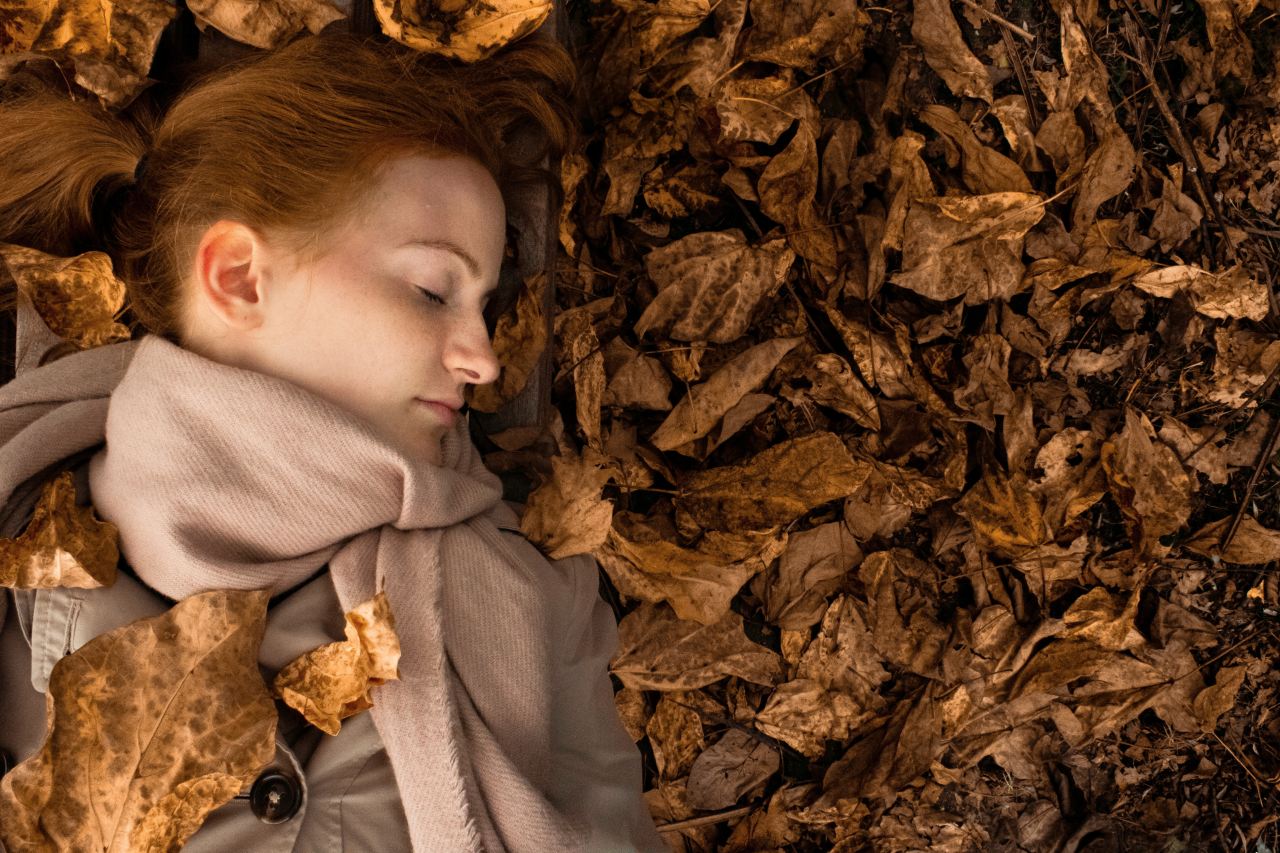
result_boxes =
[0,470,118,589]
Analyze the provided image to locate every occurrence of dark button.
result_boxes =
[0,749,12,777]
[249,769,301,824]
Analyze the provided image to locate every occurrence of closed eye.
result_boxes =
[416,287,446,306]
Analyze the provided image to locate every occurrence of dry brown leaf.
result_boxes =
[0,0,175,107]
[1193,665,1246,733]
[739,0,868,72]
[520,445,614,560]
[602,338,673,411]
[754,520,862,630]
[1101,408,1193,557]
[0,244,130,350]
[859,550,948,677]
[685,728,779,810]
[1132,264,1268,321]
[955,470,1048,557]
[918,104,1032,194]
[611,601,782,691]
[636,230,795,345]
[781,352,881,431]
[758,119,837,270]
[554,302,607,450]
[614,686,650,743]
[597,513,785,624]
[911,0,993,102]
[651,336,801,451]
[1184,515,1280,564]
[646,693,705,781]
[0,470,118,589]
[891,192,1045,304]
[0,589,277,850]
[375,0,551,61]
[272,591,401,736]
[470,272,548,412]
[675,431,872,532]
[186,0,344,49]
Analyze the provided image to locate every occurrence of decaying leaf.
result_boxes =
[0,244,130,350]
[272,590,401,736]
[0,470,118,589]
[520,444,614,559]
[1101,408,1193,557]
[374,0,552,62]
[470,272,548,413]
[0,589,278,851]
[185,0,344,50]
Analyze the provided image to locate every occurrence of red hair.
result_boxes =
[0,28,577,344]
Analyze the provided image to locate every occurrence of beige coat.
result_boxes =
[0,458,667,852]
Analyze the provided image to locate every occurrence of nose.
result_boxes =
[446,311,501,386]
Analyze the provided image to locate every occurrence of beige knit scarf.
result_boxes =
[0,292,590,852]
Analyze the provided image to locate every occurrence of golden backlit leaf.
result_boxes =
[0,244,130,349]
[0,589,277,851]
[0,470,117,589]
[636,229,795,344]
[272,591,401,736]
[185,0,344,50]
[675,431,873,532]
[375,0,551,61]
[470,272,549,412]
[611,601,783,691]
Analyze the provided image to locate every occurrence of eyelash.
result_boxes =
[416,287,446,306]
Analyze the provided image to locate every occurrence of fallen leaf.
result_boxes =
[0,470,118,589]
[520,445,614,559]
[0,589,277,850]
[685,728,779,810]
[185,0,344,50]
[272,591,401,736]
[374,0,552,61]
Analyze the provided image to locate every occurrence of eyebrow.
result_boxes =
[401,239,500,297]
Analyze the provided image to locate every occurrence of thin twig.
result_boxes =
[957,0,1035,41]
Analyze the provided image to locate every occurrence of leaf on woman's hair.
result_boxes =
[185,0,346,50]
[0,470,118,589]
[273,591,401,736]
[0,589,277,851]
[0,244,130,350]
[375,0,552,62]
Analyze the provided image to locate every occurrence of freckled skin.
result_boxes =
[183,155,505,465]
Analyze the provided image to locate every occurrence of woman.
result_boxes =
[0,26,665,852]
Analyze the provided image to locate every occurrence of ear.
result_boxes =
[190,219,271,332]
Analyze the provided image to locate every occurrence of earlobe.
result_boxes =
[193,220,268,331]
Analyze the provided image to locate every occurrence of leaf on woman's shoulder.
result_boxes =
[0,588,278,852]
[273,590,402,736]
[0,470,118,589]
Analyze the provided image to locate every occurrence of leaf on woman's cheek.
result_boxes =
[0,470,119,589]
[0,589,278,851]
[272,591,402,736]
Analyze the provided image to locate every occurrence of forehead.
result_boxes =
[360,154,506,267]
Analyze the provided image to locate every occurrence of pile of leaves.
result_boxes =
[503,0,1280,849]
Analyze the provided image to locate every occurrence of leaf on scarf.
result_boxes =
[0,589,277,851]
[273,591,401,736]
[0,244,130,350]
[0,471,118,589]
[611,601,782,691]
[184,0,345,49]
[374,0,552,62]
[470,272,549,413]
[520,444,614,559]
[0,0,175,107]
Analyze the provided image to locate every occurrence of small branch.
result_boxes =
[958,0,1035,42]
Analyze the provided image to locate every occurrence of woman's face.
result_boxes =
[183,154,504,465]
